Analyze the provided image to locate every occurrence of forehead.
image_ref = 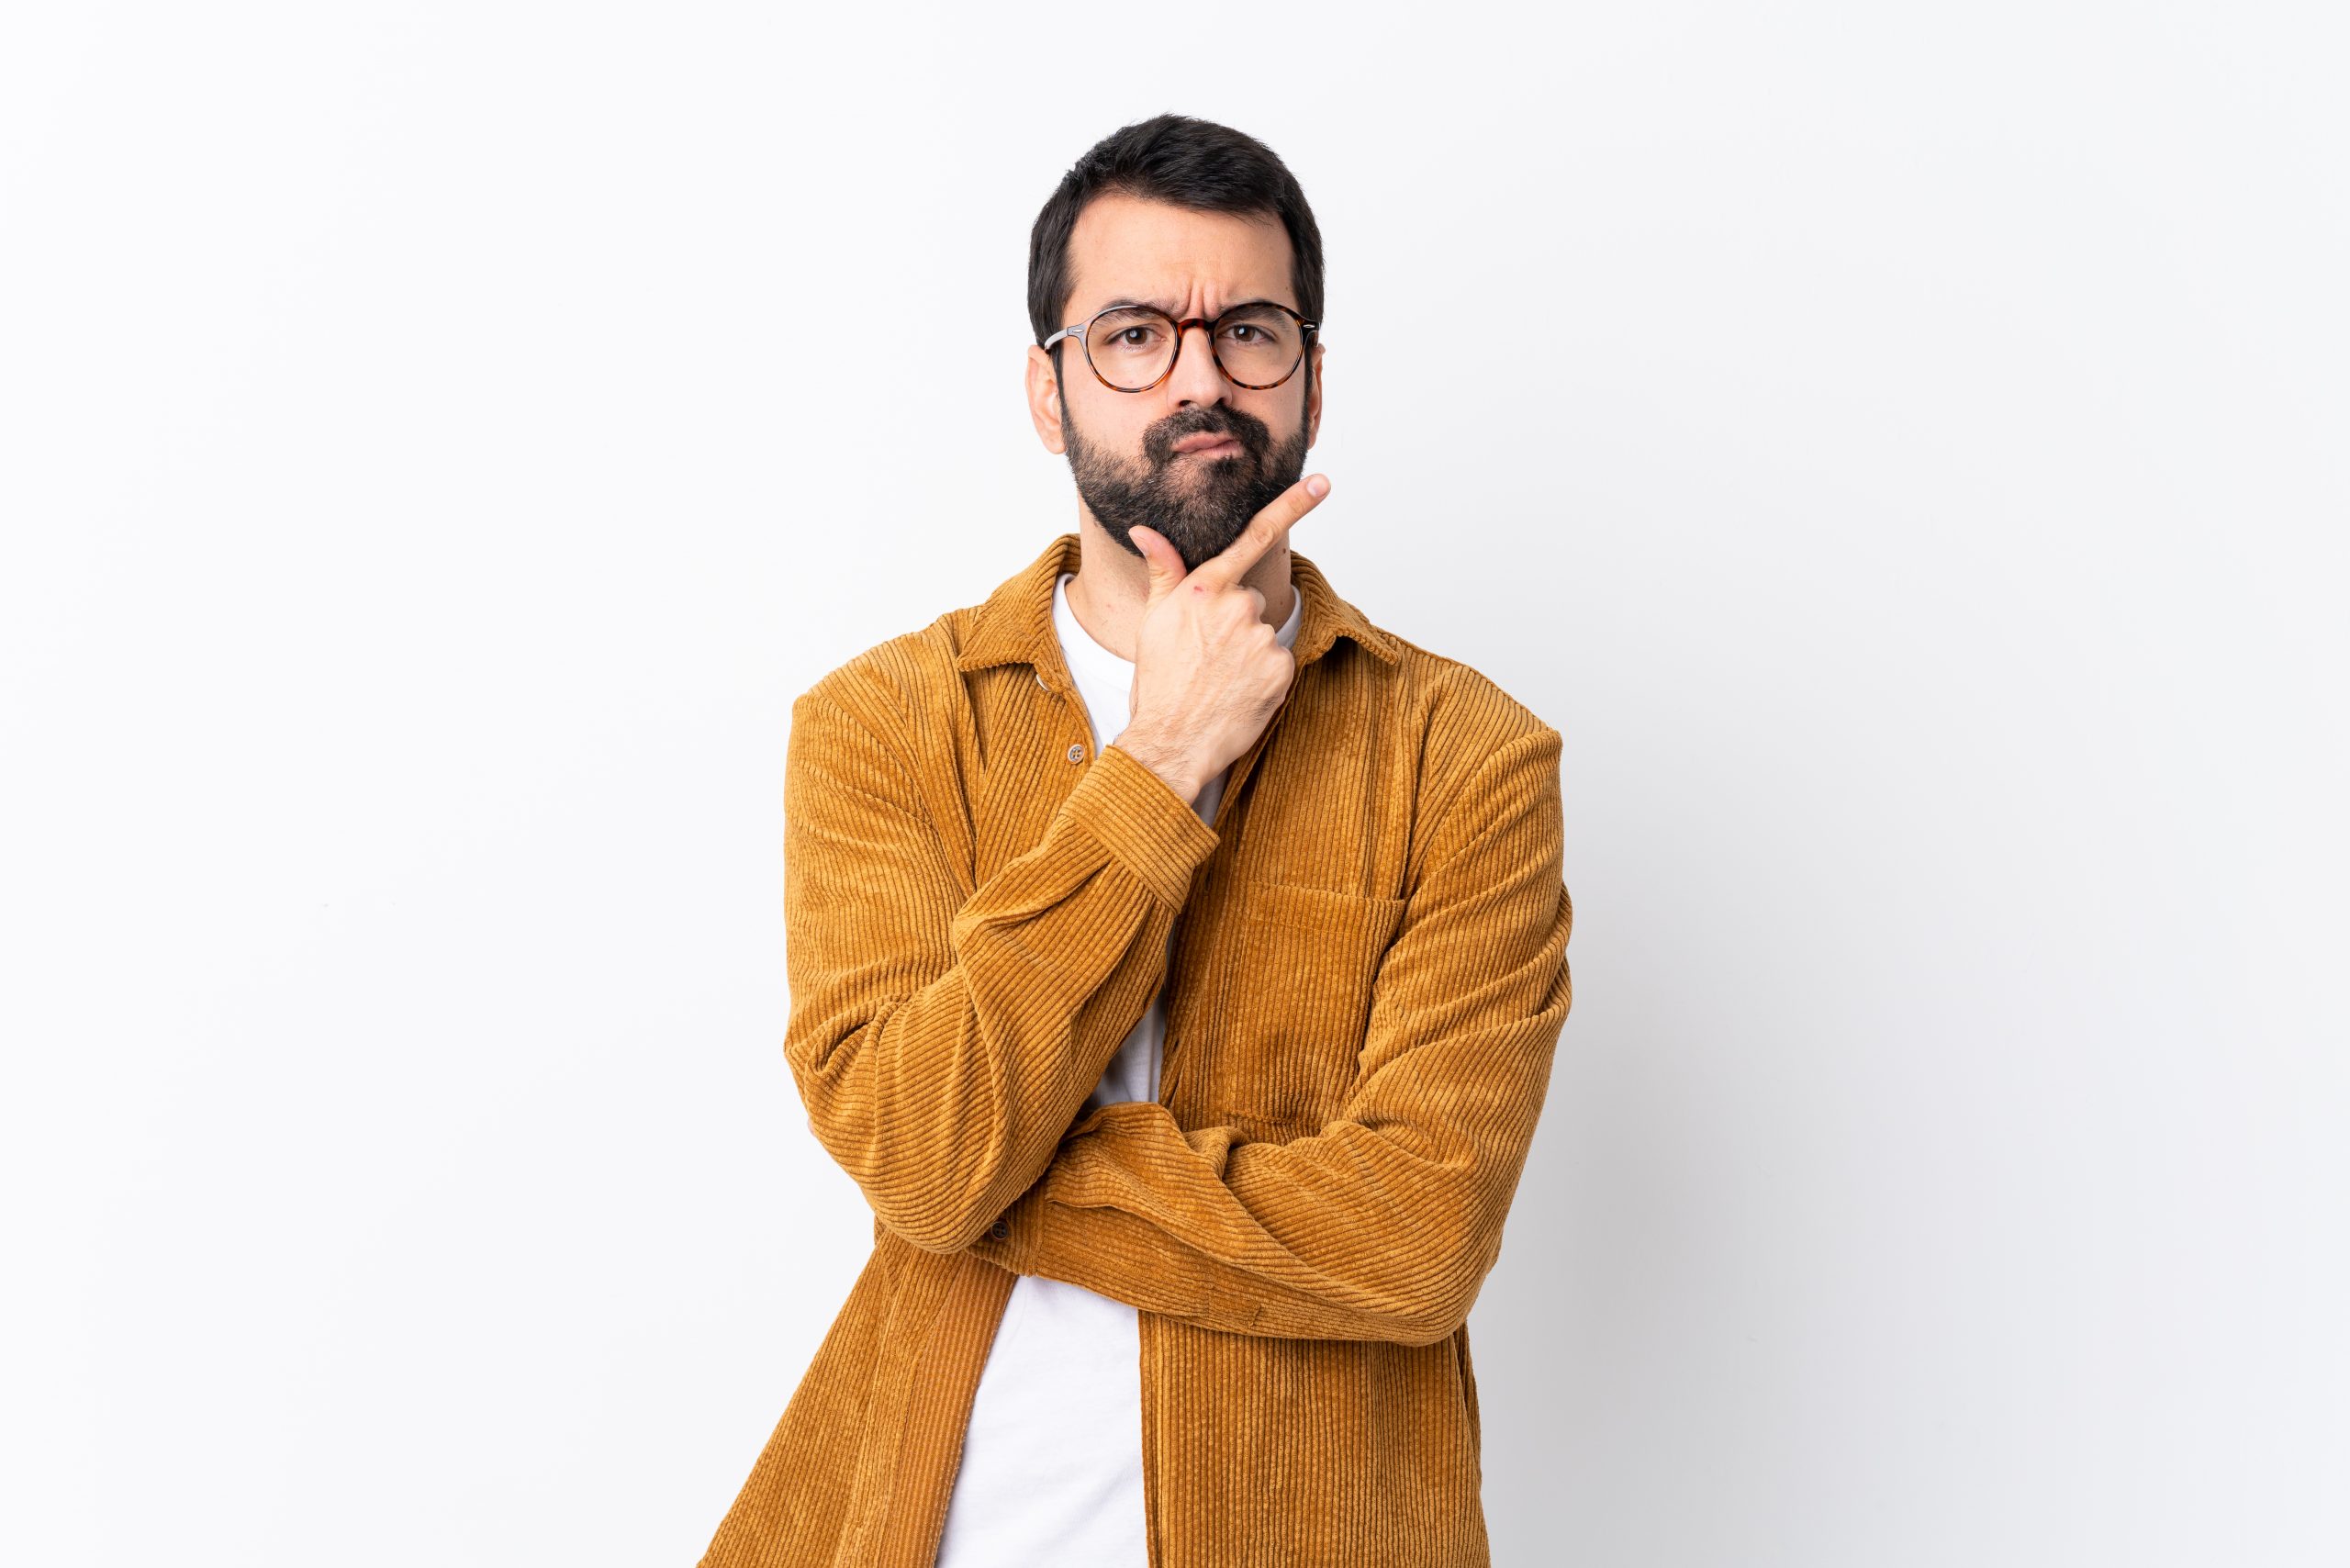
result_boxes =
[1064,191,1296,317]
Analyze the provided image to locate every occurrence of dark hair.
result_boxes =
[1027,114,1325,354]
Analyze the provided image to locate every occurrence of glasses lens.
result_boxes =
[1212,304,1303,386]
[1085,308,1178,390]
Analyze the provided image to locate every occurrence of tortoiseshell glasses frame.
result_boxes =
[1040,299,1320,393]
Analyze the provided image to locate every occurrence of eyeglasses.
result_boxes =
[1042,300,1318,393]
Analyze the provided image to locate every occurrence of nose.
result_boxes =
[1165,319,1229,409]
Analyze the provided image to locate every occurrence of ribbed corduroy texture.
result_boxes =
[699,532,1573,1568]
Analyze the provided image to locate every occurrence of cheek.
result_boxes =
[1240,395,1304,445]
[1085,397,1165,455]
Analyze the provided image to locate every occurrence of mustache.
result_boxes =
[1143,407,1273,465]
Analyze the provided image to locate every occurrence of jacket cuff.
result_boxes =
[972,1181,1049,1275]
[1059,742,1220,911]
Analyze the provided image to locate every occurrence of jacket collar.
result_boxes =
[953,531,1398,676]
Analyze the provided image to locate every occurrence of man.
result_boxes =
[699,115,1572,1568]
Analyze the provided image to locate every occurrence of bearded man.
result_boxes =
[699,113,1574,1568]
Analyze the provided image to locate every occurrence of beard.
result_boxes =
[1061,379,1311,573]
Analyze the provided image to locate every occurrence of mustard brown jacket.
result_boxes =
[699,531,1574,1567]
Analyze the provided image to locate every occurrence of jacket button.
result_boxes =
[990,1220,1010,1240]
[1035,668,1048,689]
[1066,743,1084,763]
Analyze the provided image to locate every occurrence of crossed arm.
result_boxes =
[964,724,1572,1346]
[778,672,1214,1253]
[782,668,1572,1343]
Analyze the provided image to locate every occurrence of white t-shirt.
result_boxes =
[931,566,1303,1567]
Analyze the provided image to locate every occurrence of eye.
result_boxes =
[1094,319,1167,353]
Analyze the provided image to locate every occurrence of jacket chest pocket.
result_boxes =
[1204,878,1410,1139]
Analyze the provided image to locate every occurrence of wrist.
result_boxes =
[1111,723,1202,802]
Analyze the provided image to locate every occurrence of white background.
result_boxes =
[5,3,2344,1563]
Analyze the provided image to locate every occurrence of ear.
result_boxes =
[1026,344,1067,454]
[1304,339,1326,450]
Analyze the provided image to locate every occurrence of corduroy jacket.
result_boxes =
[699,530,1573,1567]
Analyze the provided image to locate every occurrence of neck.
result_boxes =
[1065,512,1296,663]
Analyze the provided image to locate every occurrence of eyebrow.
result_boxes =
[1084,296,1291,319]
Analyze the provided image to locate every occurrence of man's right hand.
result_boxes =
[1111,473,1332,803]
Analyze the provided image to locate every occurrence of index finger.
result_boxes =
[1192,473,1330,589]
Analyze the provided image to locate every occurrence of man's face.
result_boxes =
[1028,192,1323,572]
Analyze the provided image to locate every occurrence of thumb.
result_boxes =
[1129,526,1188,604]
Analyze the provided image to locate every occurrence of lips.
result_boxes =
[1171,433,1242,457]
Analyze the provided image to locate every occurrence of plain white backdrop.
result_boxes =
[4,3,2344,1563]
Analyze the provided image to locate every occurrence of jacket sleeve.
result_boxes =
[965,725,1572,1346]
[781,675,1219,1254]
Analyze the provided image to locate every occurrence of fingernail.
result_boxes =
[1305,475,1329,498]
